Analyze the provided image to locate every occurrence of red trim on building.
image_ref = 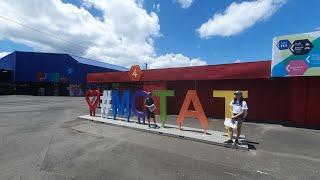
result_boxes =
[87,61,271,83]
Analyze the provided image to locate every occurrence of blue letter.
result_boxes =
[112,90,131,121]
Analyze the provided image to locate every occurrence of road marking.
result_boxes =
[257,170,268,175]
[224,171,236,176]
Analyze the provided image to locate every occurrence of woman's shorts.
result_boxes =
[233,114,244,124]
[147,110,155,119]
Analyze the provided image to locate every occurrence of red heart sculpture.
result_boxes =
[85,90,101,116]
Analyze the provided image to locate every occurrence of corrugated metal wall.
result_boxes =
[139,78,320,126]
[15,52,79,83]
[0,51,121,84]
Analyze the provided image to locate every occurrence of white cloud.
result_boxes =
[234,59,241,63]
[153,3,160,13]
[0,0,205,69]
[146,53,207,69]
[175,0,194,9]
[316,27,320,31]
[0,51,9,58]
[197,0,286,38]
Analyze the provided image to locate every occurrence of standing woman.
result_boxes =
[145,92,159,128]
[224,91,248,145]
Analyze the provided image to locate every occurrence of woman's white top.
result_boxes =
[230,100,248,114]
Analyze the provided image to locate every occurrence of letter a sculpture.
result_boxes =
[177,90,209,134]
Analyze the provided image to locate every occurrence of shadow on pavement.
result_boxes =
[246,119,320,130]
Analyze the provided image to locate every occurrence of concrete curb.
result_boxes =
[78,115,249,151]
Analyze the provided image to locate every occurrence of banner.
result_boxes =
[272,31,320,77]
[38,72,60,82]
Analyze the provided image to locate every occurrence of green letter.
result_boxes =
[152,90,175,127]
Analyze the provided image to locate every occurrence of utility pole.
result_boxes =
[145,63,148,70]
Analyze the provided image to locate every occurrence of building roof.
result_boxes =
[70,55,128,71]
[0,52,15,71]
[0,51,128,72]
[87,60,272,83]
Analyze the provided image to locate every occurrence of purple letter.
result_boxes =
[131,90,148,124]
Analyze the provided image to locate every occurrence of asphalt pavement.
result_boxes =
[0,95,319,180]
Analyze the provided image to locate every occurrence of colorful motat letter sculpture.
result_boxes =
[85,89,248,133]
[107,89,174,125]
[85,90,101,116]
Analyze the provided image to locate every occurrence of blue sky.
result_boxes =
[145,0,320,64]
[0,0,319,67]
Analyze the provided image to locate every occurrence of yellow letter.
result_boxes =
[213,90,248,118]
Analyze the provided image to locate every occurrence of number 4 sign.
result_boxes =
[132,69,138,78]
[128,65,143,81]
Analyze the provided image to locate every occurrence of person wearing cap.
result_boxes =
[145,92,159,128]
[224,91,248,145]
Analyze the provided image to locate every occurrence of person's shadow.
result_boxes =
[246,140,259,150]
[222,134,259,150]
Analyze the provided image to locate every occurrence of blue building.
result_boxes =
[0,51,127,95]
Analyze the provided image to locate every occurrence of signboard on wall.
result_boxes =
[38,72,66,83]
[272,31,320,77]
[46,73,60,82]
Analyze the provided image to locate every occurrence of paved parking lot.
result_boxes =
[0,95,319,179]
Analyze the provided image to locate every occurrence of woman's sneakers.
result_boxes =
[224,139,240,145]
[234,139,239,145]
[224,139,233,144]
[149,124,160,129]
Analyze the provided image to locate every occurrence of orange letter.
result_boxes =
[177,90,209,134]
